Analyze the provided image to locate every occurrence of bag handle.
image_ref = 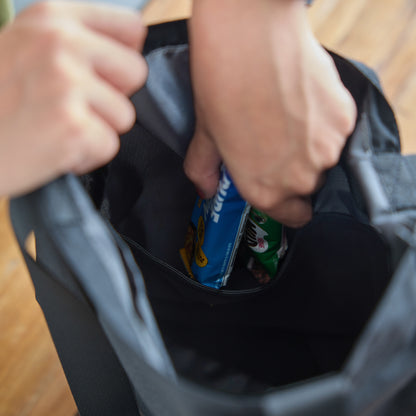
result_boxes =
[342,71,416,414]
[10,174,177,385]
[345,84,416,267]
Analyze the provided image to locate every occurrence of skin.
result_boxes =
[0,0,356,229]
[0,1,148,197]
[185,0,357,227]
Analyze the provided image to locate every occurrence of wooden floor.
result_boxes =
[0,0,415,415]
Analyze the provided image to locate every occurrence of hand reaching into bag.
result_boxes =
[0,1,148,198]
[184,0,357,227]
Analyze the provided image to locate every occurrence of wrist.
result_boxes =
[190,0,313,46]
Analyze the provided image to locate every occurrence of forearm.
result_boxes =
[189,0,317,91]
[186,0,356,226]
[191,0,311,31]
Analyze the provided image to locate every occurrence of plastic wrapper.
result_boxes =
[180,167,250,289]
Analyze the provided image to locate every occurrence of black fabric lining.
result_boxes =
[122,211,391,391]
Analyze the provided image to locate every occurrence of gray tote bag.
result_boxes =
[10,20,416,416]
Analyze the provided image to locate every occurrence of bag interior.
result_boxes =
[81,128,392,395]
[81,24,395,394]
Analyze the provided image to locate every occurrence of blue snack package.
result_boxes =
[180,166,250,289]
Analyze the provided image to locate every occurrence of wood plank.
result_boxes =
[143,0,191,25]
[309,0,416,153]
[0,199,78,416]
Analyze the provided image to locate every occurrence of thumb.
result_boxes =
[184,125,221,199]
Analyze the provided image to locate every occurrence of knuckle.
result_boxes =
[13,18,75,79]
[23,1,56,20]
[99,133,120,164]
[272,198,313,228]
[285,163,319,196]
[286,209,313,229]
[305,133,343,172]
[23,7,72,50]
[46,50,73,84]
[292,176,316,196]
[38,53,82,101]
[124,57,149,95]
[59,140,83,173]
[55,98,82,131]
[96,128,120,162]
[23,28,73,78]
[338,90,357,135]
[115,99,137,134]
[54,103,86,166]
[244,183,281,213]
[183,163,216,199]
[184,167,205,191]
[123,15,148,50]
[53,99,120,173]
[138,58,149,84]
[136,21,148,43]
[183,154,205,187]
[78,131,119,175]
[183,161,199,184]
[319,139,344,170]
[340,109,357,137]
[41,27,71,57]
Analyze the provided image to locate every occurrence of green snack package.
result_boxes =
[245,208,287,281]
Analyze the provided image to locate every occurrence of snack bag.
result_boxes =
[180,166,250,289]
[244,208,287,284]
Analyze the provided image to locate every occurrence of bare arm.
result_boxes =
[184,0,356,227]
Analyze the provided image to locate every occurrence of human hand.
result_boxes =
[0,1,148,197]
[184,0,356,227]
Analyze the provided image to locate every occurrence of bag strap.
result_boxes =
[10,175,176,416]
[11,195,144,416]
[342,83,416,414]
[346,89,416,267]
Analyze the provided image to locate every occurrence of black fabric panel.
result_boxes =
[161,323,321,393]
[105,124,196,269]
[375,375,416,416]
[27,256,140,416]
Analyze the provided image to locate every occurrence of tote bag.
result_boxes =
[10,20,416,416]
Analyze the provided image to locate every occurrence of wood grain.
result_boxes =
[0,0,414,415]
[309,0,416,153]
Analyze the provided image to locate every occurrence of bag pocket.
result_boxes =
[84,122,393,392]
[122,211,391,392]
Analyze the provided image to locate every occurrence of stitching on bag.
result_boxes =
[392,155,402,211]
[376,155,416,213]
[403,156,416,212]
[405,156,416,190]
[373,154,392,213]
